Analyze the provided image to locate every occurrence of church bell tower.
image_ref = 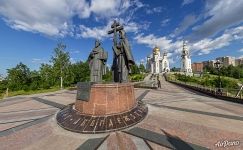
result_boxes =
[181,41,192,73]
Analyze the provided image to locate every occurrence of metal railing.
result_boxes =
[165,75,243,100]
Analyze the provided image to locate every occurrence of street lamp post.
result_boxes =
[214,60,222,95]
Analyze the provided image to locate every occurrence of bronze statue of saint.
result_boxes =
[88,40,108,82]
[109,21,135,83]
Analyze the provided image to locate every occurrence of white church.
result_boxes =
[146,47,170,74]
[180,41,192,74]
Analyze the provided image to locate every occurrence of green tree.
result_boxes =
[29,70,41,90]
[7,62,31,91]
[51,42,71,89]
[39,64,55,89]
[69,61,90,83]
[171,67,177,72]
[0,79,7,95]
[0,74,3,81]
[139,64,146,73]
[103,66,112,82]
[131,64,140,75]
[79,61,90,82]
[232,67,243,79]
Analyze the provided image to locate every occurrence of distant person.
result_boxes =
[157,76,161,89]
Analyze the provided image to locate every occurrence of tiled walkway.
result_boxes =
[0,79,243,150]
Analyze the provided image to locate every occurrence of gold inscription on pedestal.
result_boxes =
[123,115,130,121]
[64,115,71,120]
[81,119,88,126]
[134,111,142,117]
[130,113,136,119]
[99,119,105,126]
[90,119,96,127]
[73,119,80,124]
[137,109,143,114]
[117,117,122,124]
[140,107,146,111]
[62,113,68,117]
[57,103,148,133]
[108,119,113,127]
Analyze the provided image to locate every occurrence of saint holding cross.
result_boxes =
[108,21,135,83]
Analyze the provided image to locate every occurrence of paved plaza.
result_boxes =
[1,78,243,150]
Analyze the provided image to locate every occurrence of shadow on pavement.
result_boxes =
[161,129,194,150]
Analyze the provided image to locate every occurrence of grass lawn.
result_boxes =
[0,87,61,100]
[207,74,243,84]
[168,73,243,97]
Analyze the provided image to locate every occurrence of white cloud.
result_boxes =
[78,24,110,39]
[238,48,243,52]
[70,57,77,64]
[161,19,170,27]
[73,0,91,18]
[0,0,79,36]
[190,25,243,55]
[70,50,80,54]
[140,59,145,63]
[135,34,172,49]
[77,19,145,39]
[190,0,243,41]
[135,25,243,63]
[145,7,163,14]
[134,34,183,56]
[138,39,180,65]
[173,14,197,36]
[132,0,145,8]
[31,58,46,64]
[89,0,132,19]
[182,0,194,6]
[0,0,143,37]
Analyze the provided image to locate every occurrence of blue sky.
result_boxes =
[0,0,243,76]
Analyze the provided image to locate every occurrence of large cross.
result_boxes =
[108,20,124,34]
[108,21,124,83]
[108,21,124,46]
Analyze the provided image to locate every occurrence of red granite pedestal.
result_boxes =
[75,83,136,115]
[56,83,148,133]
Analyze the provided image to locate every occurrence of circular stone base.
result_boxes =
[56,103,148,133]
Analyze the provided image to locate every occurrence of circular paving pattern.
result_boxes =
[56,103,148,133]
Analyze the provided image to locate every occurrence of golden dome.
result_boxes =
[153,47,160,54]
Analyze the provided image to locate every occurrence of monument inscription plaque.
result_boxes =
[76,82,94,101]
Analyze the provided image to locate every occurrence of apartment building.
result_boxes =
[202,60,216,68]
[191,62,203,73]
[216,56,235,67]
[235,58,243,66]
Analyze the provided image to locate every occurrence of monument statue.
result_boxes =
[57,21,148,134]
[108,21,135,83]
[88,39,108,82]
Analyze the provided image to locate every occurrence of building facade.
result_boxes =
[202,60,216,68]
[235,58,243,66]
[180,41,192,73]
[192,63,203,73]
[202,57,243,68]
[216,56,235,67]
[146,47,170,74]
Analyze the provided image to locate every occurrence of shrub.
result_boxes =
[130,74,145,82]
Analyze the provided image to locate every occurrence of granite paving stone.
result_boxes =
[146,141,171,150]
[0,99,52,113]
[0,78,243,149]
